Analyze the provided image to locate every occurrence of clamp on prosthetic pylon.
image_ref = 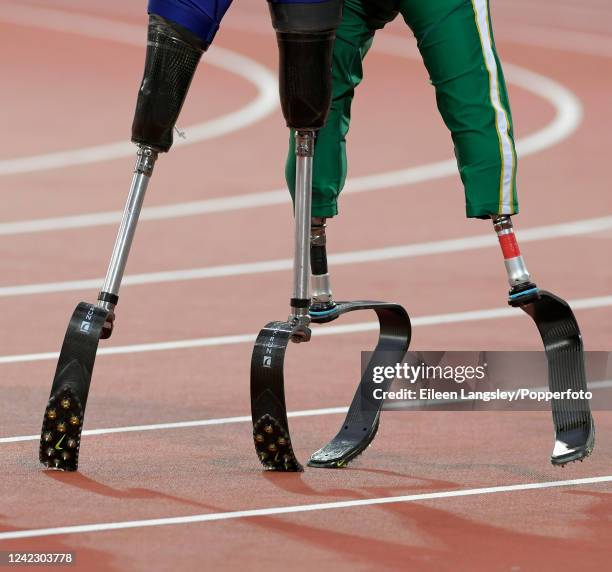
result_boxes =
[493,215,594,465]
[39,14,204,471]
[308,217,338,319]
[250,1,411,471]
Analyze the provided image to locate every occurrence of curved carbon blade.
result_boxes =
[250,301,411,471]
[39,302,109,471]
[251,320,304,471]
[520,291,595,465]
[308,301,411,468]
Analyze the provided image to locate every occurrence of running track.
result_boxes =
[0,1,610,570]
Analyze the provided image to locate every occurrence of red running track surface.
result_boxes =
[0,1,610,570]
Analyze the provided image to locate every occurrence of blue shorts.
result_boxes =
[149,0,331,45]
[148,0,233,45]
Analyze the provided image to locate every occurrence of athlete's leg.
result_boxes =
[285,0,393,219]
[102,1,233,335]
[284,0,397,311]
[398,2,592,463]
[398,0,529,298]
[269,0,344,325]
[399,0,518,219]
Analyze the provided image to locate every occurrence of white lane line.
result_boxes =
[0,406,349,445]
[0,476,610,540]
[0,32,581,233]
[0,294,610,367]
[0,4,278,175]
[4,380,611,445]
[2,215,610,298]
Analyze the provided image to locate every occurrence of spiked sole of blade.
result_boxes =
[551,445,594,467]
[551,420,595,467]
[39,386,83,471]
[552,449,593,467]
[253,414,303,472]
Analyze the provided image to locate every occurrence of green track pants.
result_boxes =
[286,0,518,219]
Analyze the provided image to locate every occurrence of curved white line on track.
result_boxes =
[0,476,610,540]
[498,25,612,59]
[0,28,582,234]
[0,4,278,175]
[1,215,609,298]
[0,294,609,366]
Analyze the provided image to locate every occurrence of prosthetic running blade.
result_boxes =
[251,301,411,471]
[518,290,595,465]
[254,5,407,471]
[39,14,205,472]
[39,303,109,471]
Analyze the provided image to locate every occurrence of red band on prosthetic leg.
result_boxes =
[498,232,521,259]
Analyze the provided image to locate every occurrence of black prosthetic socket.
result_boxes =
[276,31,336,129]
[131,14,205,152]
[269,0,342,129]
[269,0,343,34]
